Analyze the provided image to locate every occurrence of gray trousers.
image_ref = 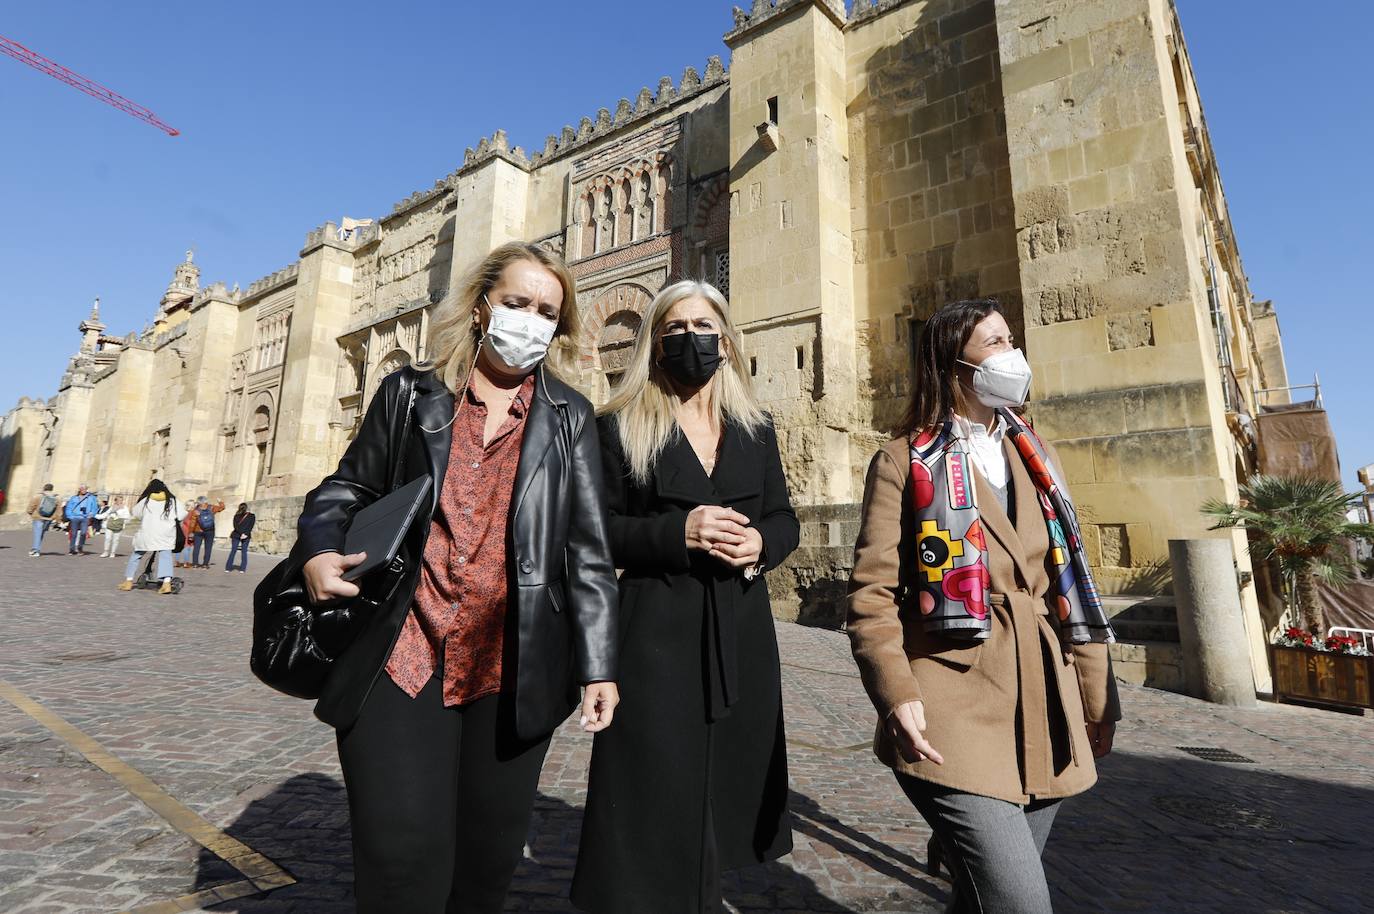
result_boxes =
[897,775,1061,914]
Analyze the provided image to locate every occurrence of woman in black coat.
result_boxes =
[571,280,799,913]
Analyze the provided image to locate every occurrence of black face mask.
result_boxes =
[658,332,722,387]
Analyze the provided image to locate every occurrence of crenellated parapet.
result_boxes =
[726,0,847,40]
[846,0,912,27]
[527,56,727,169]
[239,262,301,302]
[379,55,728,225]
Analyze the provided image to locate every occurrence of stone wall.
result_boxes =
[848,0,1022,444]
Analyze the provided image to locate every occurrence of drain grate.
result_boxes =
[1176,746,1255,763]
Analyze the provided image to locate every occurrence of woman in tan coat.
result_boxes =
[847,299,1120,913]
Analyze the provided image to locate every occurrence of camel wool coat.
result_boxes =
[847,435,1121,804]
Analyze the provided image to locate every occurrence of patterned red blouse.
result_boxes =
[384,374,534,706]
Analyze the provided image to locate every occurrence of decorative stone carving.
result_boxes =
[681,66,701,93]
[595,107,613,131]
[614,98,633,125]
[635,87,653,114]
[657,76,675,105]
[705,56,726,83]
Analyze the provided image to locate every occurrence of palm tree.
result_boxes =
[1202,475,1374,634]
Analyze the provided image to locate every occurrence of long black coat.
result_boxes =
[571,414,799,913]
[282,365,619,740]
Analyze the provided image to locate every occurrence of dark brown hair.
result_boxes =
[900,298,1003,437]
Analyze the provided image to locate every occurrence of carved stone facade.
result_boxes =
[0,0,1286,689]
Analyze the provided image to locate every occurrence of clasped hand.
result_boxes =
[685,505,762,570]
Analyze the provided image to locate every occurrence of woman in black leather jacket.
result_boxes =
[293,241,619,913]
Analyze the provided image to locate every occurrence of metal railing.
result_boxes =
[1328,627,1374,652]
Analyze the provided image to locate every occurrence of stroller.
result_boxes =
[133,552,185,594]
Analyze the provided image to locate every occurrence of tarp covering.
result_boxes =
[1315,579,1374,633]
[1255,404,1341,482]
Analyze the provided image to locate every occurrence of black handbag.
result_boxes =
[249,370,419,699]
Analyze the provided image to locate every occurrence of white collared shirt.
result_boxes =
[953,413,1010,513]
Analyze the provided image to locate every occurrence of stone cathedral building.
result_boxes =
[0,0,1290,689]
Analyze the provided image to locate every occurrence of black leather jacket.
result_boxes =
[292,365,619,739]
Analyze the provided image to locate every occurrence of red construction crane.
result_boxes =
[0,34,179,136]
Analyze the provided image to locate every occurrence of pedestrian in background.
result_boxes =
[120,479,186,595]
[98,496,132,558]
[64,484,99,555]
[847,299,1120,914]
[573,280,799,914]
[176,510,198,568]
[225,502,254,573]
[91,496,108,535]
[191,496,226,568]
[27,483,59,556]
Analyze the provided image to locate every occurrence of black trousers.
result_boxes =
[337,673,552,914]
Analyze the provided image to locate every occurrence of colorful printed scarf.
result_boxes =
[907,408,1115,644]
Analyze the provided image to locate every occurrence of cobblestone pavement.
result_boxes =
[0,529,1369,913]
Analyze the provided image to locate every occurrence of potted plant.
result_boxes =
[1202,475,1374,633]
[1203,476,1374,711]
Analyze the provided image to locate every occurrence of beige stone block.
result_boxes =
[1002,42,1073,96]
[931,213,959,247]
[1033,313,1104,357]
[1052,438,1096,484]
[1068,35,1093,72]
[1068,173,1109,212]
[1048,147,1071,183]
[1106,165,1135,203]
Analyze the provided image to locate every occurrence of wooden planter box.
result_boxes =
[1270,644,1374,710]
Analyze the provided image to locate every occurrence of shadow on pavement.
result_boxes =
[1047,750,1372,913]
[192,777,890,912]
[188,750,1374,912]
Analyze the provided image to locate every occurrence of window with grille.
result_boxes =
[713,249,730,299]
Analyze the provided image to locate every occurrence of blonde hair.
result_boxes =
[600,280,766,484]
[418,241,581,394]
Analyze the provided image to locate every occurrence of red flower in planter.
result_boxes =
[1324,634,1362,654]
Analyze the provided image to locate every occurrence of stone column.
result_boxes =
[179,288,239,495]
[724,0,859,505]
[993,0,1271,691]
[1169,537,1258,707]
[445,157,531,297]
[269,228,357,494]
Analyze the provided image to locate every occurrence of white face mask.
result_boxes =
[959,348,1032,408]
[481,299,556,373]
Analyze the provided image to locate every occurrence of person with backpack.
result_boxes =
[120,479,187,595]
[224,503,255,573]
[64,484,100,555]
[97,496,132,558]
[27,483,59,556]
[191,496,226,568]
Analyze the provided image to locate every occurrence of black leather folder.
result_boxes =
[340,475,433,582]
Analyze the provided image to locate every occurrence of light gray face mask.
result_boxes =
[482,297,556,373]
[958,348,1032,408]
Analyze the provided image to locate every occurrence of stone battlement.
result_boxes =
[240,262,301,302]
[726,0,847,41]
[383,56,728,222]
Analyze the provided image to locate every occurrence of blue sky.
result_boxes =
[2,2,1370,483]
